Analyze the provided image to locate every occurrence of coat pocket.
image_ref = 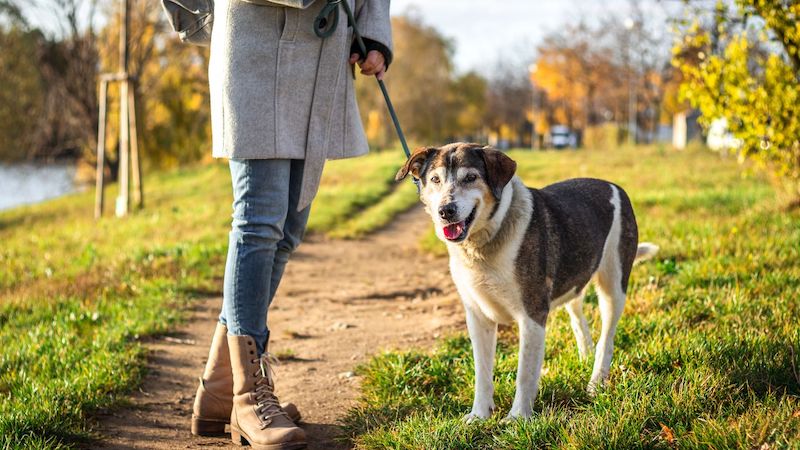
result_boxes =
[278,7,299,41]
[160,0,214,46]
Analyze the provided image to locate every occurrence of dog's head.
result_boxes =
[396,142,517,244]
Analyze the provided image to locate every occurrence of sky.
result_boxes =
[389,0,677,73]
[15,0,680,72]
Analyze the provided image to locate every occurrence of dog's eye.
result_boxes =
[430,175,441,184]
[463,173,477,183]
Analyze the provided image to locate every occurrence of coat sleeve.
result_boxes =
[353,0,393,66]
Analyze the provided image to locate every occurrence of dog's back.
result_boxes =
[512,178,639,324]
[537,178,639,293]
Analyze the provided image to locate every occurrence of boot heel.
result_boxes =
[230,429,247,446]
[191,417,227,437]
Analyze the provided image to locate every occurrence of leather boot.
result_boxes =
[192,324,302,437]
[228,335,307,450]
[192,323,234,436]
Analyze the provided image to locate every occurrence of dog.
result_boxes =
[396,142,658,420]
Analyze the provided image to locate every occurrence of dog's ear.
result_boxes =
[480,146,517,199]
[396,146,438,181]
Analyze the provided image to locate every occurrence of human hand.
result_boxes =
[349,50,386,80]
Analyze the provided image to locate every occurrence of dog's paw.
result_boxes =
[503,408,533,422]
[462,410,492,423]
[462,400,495,423]
[587,378,606,396]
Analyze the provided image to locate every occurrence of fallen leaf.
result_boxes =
[660,423,676,446]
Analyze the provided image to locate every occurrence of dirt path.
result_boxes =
[94,206,464,449]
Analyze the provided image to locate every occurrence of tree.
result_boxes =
[674,0,800,199]
[485,58,533,147]
[530,4,675,146]
[0,26,44,160]
[1,0,210,169]
[448,72,487,142]
[531,21,598,131]
[96,0,211,169]
[0,0,100,161]
[357,13,457,147]
[354,13,492,148]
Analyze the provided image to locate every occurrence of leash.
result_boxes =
[314,0,420,190]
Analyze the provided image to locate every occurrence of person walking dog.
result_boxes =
[183,1,393,448]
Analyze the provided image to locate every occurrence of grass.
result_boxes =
[328,179,419,239]
[0,150,410,449]
[343,144,800,449]
[307,151,412,236]
[3,144,798,449]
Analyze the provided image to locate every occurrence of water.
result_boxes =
[0,163,78,211]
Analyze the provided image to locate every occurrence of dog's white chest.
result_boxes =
[450,250,524,325]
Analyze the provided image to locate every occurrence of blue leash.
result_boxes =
[314,0,420,190]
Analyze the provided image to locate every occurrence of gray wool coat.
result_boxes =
[209,0,393,210]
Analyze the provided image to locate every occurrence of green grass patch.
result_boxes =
[0,150,412,449]
[328,179,419,239]
[346,145,800,449]
[307,151,411,236]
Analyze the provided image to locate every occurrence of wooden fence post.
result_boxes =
[95,0,144,218]
[94,79,109,219]
[115,0,131,217]
[129,80,143,209]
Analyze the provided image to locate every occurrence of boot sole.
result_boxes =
[190,411,302,437]
[231,429,307,450]
[192,414,302,437]
[191,416,228,437]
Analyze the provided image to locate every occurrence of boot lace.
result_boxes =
[251,353,289,428]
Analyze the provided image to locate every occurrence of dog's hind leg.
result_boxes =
[588,184,628,394]
[463,306,497,422]
[588,277,625,393]
[588,261,625,393]
[507,316,546,419]
[564,291,594,362]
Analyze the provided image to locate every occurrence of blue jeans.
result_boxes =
[219,159,311,354]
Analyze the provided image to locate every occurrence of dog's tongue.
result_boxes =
[443,221,465,240]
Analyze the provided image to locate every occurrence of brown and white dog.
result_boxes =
[396,142,658,420]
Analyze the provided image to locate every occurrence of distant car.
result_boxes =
[550,125,577,149]
[706,118,742,151]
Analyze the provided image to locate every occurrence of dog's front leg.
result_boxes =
[463,305,497,422]
[507,315,546,419]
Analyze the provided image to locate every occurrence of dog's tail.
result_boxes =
[634,242,659,264]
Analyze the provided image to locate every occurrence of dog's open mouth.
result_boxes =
[442,206,477,242]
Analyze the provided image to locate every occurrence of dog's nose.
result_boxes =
[438,203,458,221]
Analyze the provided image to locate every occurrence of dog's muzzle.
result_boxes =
[442,206,477,242]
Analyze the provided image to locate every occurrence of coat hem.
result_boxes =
[212,147,368,161]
